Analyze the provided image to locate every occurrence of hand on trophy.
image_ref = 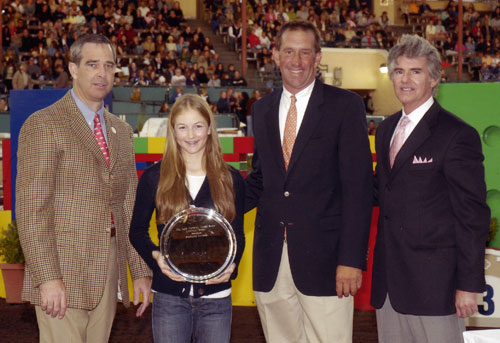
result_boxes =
[160,207,237,283]
[205,263,236,285]
[152,250,185,282]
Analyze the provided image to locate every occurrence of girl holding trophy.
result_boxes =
[129,94,245,342]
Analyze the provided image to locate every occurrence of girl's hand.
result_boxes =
[152,250,185,282]
[205,263,236,285]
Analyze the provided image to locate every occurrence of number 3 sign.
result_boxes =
[467,248,500,328]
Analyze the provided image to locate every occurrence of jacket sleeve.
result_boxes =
[129,166,160,272]
[123,126,152,280]
[443,125,490,292]
[230,170,246,279]
[244,103,263,212]
[16,113,62,287]
[337,95,374,270]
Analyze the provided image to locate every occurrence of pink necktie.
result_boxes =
[389,115,411,168]
[283,95,297,170]
[93,113,110,166]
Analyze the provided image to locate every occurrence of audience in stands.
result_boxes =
[3,0,500,117]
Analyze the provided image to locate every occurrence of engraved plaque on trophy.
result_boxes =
[159,207,236,283]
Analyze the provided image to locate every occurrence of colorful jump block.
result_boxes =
[220,137,234,154]
[223,153,242,162]
[369,135,377,172]
[233,137,254,154]
[134,137,148,154]
[136,162,148,170]
[135,153,163,162]
[134,137,167,154]
[133,136,254,174]
[148,137,166,154]
[368,135,375,153]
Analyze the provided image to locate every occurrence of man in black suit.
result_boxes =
[245,20,373,342]
[372,34,490,342]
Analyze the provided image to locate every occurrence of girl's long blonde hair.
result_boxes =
[156,94,235,223]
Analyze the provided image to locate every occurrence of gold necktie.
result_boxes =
[282,95,297,170]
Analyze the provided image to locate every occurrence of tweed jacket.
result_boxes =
[16,91,151,311]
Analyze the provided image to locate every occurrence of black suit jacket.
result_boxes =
[371,100,490,315]
[245,80,373,296]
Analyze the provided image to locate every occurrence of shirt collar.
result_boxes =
[282,79,315,102]
[402,96,434,124]
[70,88,105,125]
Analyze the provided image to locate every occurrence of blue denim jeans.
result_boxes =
[152,292,232,343]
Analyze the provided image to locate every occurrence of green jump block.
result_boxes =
[227,161,240,170]
[220,137,234,154]
[134,137,149,154]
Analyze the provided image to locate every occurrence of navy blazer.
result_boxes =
[371,100,490,315]
[245,80,373,296]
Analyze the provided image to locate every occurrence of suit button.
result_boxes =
[280,221,285,227]
[284,191,290,197]
[198,288,204,295]
[386,185,391,191]
[384,215,389,220]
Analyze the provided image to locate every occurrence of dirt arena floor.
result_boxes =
[1,298,491,342]
[0,299,378,342]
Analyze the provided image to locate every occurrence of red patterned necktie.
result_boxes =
[389,115,411,168]
[94,113,115,229]
[93,113,110,166]
[282,95,297,170]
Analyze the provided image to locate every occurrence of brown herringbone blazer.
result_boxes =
[16,91,151,311]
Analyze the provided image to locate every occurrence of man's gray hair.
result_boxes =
[70,34,115,66]
[388,34,441,94]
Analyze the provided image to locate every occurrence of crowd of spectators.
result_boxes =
[409,0,500,81]
[0,0,251,99]
[209,0,397,58]
[3,0,500,109]
[209,0,500,82]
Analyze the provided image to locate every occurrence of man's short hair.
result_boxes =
[275,20,321,53]
[70,34,115,66]
[387,34,441,94]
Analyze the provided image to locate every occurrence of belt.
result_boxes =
[110,227,116,237]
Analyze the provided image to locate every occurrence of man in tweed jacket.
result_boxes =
[16,34,151,342]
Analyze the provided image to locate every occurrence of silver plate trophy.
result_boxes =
[159,207,236,283]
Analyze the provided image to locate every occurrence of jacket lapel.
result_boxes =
[390,101,440,179]
[381,112,401,174]
[265,89,286,174]
[104,111,118,170]
[64,92,110,170]
[287,81,324,172]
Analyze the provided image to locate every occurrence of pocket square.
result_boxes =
[413,156,433,164]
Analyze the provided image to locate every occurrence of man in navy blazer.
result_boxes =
[372,34,490,342]
[245,21,373,342]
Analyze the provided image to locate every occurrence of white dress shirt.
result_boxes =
[390,96,434,146]
[279,81,315,145]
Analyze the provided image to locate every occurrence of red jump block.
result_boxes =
[223,153,246,162]
[135,153,163,162]
[233,137,253,154]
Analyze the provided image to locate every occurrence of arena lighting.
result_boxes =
[379,63,388,73]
